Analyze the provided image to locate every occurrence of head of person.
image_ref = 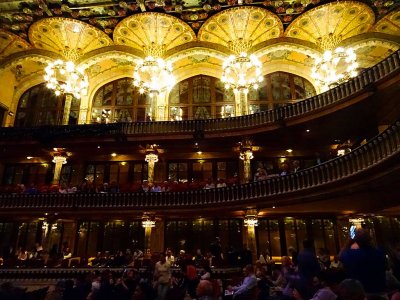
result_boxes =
[302,239,314,250]
[243,264,254,276]
[293,282,309,300]
[159,253,166,263]
[353,229,373,248]
[337,279,365,300]
[196,280,213,297]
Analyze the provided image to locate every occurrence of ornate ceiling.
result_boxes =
[286,1,375,49]
[0,0,399,91]
[374,9,400,36]
[198,7,283,49]
[29,17,113,58]
[0,29,31,59]
[113,12,196,53]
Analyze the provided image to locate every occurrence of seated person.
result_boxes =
[227,264,257,299]
[196,280,214,300]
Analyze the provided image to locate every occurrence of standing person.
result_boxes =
[209,237,223,266]
[340,229,386,298]
[154,253,171,300]
[297,239,321,297]
[165,249,175,266]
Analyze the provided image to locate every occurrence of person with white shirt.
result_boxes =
[228,264,257,299]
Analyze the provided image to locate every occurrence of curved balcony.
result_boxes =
[0,119,399,214]
[0,50,399,141]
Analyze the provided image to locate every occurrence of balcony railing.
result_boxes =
[1,50,399,139]
[0,119,399,209]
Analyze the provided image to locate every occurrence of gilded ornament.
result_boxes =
[213,4,221,10]
[276,6,285,13]
[147,2,156,9]
[286,8,294,14]
[107,10,116,16]
[203,4,212,11]
[118,9,127,17]
[22,8,32,14]
[283,15,292,22]
[192,22,201,29]
[53,8,63,15]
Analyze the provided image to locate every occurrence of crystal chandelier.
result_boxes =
[133,42,175,98]
[133,43,175,121]
[312,34,358,92]
[221,39,263,116]
[221,52,263,93]
[142,219,156,228]
[145,152,159,163]
[239,149,254,161]
[244,209,258,227]
[44,59,88,99]
[133,56,175,97]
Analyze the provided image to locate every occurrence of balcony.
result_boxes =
[0,119,399,215]
[0,50,399,143]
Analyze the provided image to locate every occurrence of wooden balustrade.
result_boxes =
[0,119,399,209]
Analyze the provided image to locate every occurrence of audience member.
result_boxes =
[340,229,386,297]
[154,253,171,300]
[228,264,257,299]
[196,280,214,300]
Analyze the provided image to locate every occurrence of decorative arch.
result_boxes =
[90,77,150,123]
[14,83,80,127]
[169,72,316,120]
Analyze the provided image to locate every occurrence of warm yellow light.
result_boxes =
[133,56,175,97]
[221,52,263,93]
[26,156,33,160]
[44,60,88,99]
[111,153,117,157]
[311,47,358,92]
[286,149,293,153]
[142,219,156,228]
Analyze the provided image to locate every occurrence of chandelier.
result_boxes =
[221,52,263,93]
[44,59,88,99]
[312,34,358,92]
[244,209,258,227]
[220,39,263,116]
[145,153,159,163]
[239,149,254,161]
[142,219,156,228]
[133,47,175,98]
[145,144,159,163]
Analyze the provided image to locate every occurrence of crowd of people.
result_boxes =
[1,229,400,300]
[0,176,241,195]
[0,160,304,195]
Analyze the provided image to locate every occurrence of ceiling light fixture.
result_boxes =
[221,39,263,116]
[133,43,175,121]
[311,33,358,92]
